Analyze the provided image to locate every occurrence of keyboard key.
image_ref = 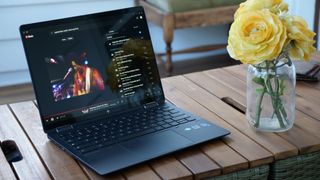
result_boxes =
[138,128,155,135]
[155,126,164,131]
[150,123,157,127]
[172,115,190,121]
[157,121,165,125]
[162,124,171,128]
[169,121,179,126]
[156,114,163,117]
[186,117,196,122]
[163,106,174,111]
[170,113,184,117]
[178,119,188,124]
[66,139,73,143]
[170,110,179,114]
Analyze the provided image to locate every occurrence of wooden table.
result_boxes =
[1,55,320,180]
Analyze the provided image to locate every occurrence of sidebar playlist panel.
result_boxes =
[104,13,160,101]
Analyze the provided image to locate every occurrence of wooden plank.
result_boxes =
[9,102,88,180]
[81,161,160,180]
[164,76,298,160]
[223,65,247,81]
[295,111,320,139]
[204,68,247,98]
[0,105,51,179]
[0,149,16,179]
[123,165,161,180]
[80,166,125,180]
[295,96,320,121]
[277,126,320,153]
[162,80,273,169]
[150,155,193,180]
[200,141,248,174]
[205,68,320,154]
[175,148,221,179]
[174,5,238,28]
[185,72,246,108]
[295,83,320,105]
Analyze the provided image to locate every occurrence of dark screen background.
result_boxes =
[20,7,164,130]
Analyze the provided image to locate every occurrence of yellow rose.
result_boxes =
[283,15,316,61]
[227,9,287,64]
[235,0,288,18]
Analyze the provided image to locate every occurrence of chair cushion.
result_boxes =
[147,0,244,13]
[210,0,245,7]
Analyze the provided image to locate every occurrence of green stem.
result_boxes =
[254,87,266,128]
[273,63,288,126]
[254,61,287,129]
[266,62,286,128]
[275,77,288,119]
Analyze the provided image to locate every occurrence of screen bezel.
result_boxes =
[20,6,165,132]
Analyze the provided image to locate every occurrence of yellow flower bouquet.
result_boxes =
[227,0,316,131]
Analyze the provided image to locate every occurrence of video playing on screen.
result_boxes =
[45,51,105,102]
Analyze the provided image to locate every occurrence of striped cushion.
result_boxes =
[147,0,244,13]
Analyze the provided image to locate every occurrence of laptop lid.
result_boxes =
[20,7,165,132]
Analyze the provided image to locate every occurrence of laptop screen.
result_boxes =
[20,7,164,131]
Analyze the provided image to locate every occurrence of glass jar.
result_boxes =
[246,53,296,132]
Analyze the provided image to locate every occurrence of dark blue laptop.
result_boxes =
[20,6,230,175]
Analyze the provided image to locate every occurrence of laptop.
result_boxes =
[20,6,230,175]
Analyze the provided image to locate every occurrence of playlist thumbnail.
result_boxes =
[45,51,105,102]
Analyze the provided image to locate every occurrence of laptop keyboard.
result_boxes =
[57,104,197,154]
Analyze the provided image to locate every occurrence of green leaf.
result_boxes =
[252,77,264,86]
[256,88,265,94]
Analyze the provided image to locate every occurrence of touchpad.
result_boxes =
[121,130,192,157]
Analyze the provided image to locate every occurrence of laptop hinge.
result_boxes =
[143,101,159,109]
[55,125,73,133]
